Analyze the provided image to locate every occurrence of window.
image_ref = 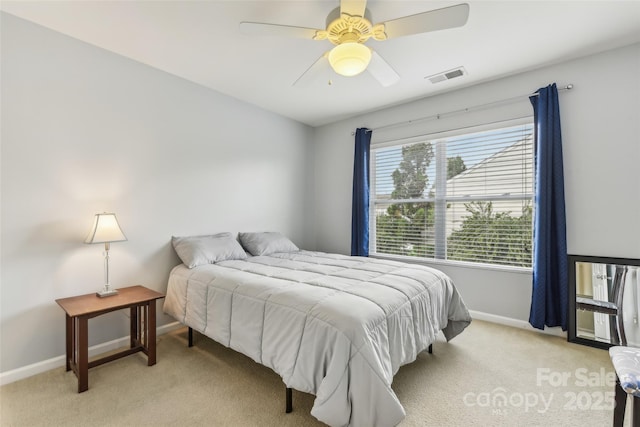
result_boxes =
[370,120,534,268]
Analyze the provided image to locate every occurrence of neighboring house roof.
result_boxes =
[446,135,533,199]
[444,135,533,234]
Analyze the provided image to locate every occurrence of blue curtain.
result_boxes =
[351,128,372,256]
[529,83,568,331]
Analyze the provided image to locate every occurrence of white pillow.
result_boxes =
[172,232,247,268]
[238,232,299,256]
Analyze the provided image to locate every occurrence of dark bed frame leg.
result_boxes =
[188,327,293,414]
[286,387,292,413]
[428,344,433,354]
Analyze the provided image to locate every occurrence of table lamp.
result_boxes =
[84,212,127,297]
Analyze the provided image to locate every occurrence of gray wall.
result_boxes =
[312,42,640,322]
[0,13,314,373]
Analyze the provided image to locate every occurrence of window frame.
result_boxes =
[369,117,535,272]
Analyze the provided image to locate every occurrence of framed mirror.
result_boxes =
[568,255,640,349]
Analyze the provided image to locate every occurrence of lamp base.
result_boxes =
[97,288,119,298]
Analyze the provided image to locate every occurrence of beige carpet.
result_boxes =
[0,320,630,426]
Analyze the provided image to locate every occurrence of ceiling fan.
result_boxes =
[240,1,469,87]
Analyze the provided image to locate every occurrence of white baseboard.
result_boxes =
[469,309,567,338]
[1,313,567,386]
[0,321,183,386]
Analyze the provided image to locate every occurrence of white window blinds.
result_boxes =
[371,121,534,268]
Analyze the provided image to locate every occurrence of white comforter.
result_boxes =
[163,251,471,427]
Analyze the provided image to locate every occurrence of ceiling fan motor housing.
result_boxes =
[320,7,387,46]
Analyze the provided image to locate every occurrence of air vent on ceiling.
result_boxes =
[426,67,467,84]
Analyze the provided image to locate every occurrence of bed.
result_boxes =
[163,232,471,427]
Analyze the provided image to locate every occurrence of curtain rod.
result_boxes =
[355,84,573,134]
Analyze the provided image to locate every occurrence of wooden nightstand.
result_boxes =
[55,285,165,392]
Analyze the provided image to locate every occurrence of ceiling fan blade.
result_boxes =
[340,0,367,17]
[293,52,330,87]
[239,22,321,39]
[367,51,400,87]
[380,3,470,39]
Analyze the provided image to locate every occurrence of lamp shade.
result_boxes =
[328,42,372,77]
[84,213,127,244]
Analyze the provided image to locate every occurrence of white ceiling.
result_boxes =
[3,1,640,127]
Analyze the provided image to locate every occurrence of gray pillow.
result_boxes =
[238,232,299,256]
[172,232,247,268]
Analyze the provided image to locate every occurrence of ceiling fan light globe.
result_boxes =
[328,42,371,77]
